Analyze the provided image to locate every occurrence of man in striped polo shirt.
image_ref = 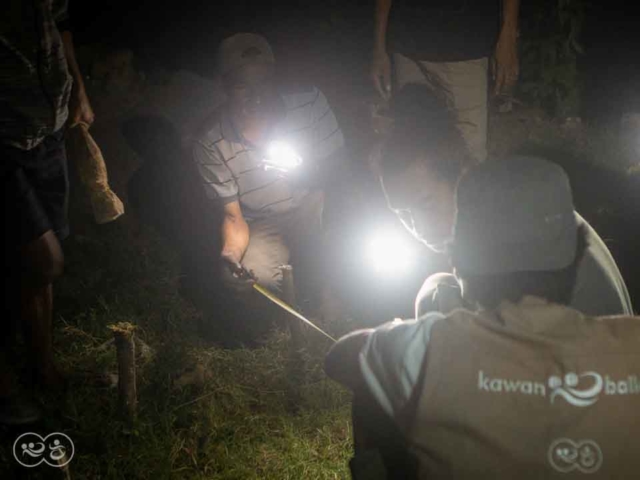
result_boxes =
[191,33,345,304]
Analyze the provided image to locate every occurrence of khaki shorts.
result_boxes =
[394,53,489,163]
[241,190,325,293]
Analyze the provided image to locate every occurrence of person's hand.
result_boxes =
[226,260,256,282]
[221,255,256,293]
[371,48,392,101]
[68,88,95,127]
[492,30,519,96]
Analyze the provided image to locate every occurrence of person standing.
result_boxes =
[1,0,94,424]
[371,0,520,162]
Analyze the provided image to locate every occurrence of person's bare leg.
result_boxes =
[21,284,65,389]
[1,272,21,398]
[20,230,65,390]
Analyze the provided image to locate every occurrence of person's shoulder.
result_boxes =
[431,306,493,338]
[595,313,640,324]
[375,311,448,345]
[362,313,447,383]
[193,107,226,145]
[585,314,640,350]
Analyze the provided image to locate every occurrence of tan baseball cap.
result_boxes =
[217,33,275,78]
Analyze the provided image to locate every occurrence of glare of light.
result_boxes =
[265,141,302,171]
[367,231,415,276]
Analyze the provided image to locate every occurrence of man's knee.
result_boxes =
[21,230,64,287]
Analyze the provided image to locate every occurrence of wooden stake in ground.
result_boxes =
[108,322,137,422]
[279,265,304,347]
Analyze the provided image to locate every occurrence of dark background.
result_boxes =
[66,1,640,322]
[70,0,640,122]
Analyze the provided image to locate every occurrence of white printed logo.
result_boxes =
[13,432,74,468]
[548,372,603,407]
[477,370,640,407]
[548,438,603,474]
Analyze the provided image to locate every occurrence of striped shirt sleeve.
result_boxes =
[308,89,344,161]
[192,140,239,203]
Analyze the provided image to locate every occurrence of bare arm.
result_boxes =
[221,200,250,265]
[374,0,392,54]
[493,0,521,95]
[501,0,520,34]
[372,0,393,99]
[61,31,95,126]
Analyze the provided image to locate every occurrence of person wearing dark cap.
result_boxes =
[326,156,640,478]
[188,33,346,320]
[376,85,632,318]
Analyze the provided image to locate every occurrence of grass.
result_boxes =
[0,192,353,479]
[2,65,637,477]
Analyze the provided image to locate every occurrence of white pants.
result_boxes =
[394,53,489,163]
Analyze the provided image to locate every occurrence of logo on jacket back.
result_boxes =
[548,438,603,473]
[548,372,602,407]
[477,370,640,406]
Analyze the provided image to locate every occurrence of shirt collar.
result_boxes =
[220,106,246,146]
[220,100,287,150]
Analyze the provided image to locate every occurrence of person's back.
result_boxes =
[326,157,638,479]
[401,300,640,478]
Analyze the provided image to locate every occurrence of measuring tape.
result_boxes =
[252,283,337,343]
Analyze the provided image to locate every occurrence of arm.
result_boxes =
[325,329,374,392]
[372,0,393,99]
[220,200,250,265]
[191,136,246,263]
[500,0,520,37]
[61,31,94,127]
[327,315,441,417]
[493,0,520,95]
[415,272,464,318]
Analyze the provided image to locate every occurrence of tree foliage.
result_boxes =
[518,0,587,117]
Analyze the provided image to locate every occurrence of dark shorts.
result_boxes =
[1,129,69,254]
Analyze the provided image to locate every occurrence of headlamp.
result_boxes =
[367,229,415,276]
[263,141,303,173]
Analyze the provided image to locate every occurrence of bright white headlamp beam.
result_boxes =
[367,230,415,276]
[264,141,302,171]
